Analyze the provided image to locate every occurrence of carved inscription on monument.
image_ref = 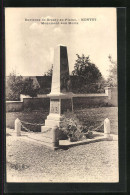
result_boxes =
[50,99,60,114]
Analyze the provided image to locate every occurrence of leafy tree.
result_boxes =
[6,71,40,100]
[6,71,24,100]
[107,55,117,87]
[44,65,53,76]
[71,54,104,93]
[22,77,40,97]
[72,54,102,83]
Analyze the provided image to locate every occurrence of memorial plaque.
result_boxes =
[50,99,60,114]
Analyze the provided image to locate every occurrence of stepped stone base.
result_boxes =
[41,114,65,148]
[41,113,65,149]
[43,113,63,127]
[37,124,60,149]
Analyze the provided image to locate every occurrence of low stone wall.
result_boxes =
[109,87,118,106]
[6,101,23,112]
[23,97,50,111]
[105,87,118,107]
[6,87,118,112]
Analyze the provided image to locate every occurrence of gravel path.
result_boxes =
[6,130,118,183]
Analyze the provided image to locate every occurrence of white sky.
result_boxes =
[5,8,117,78]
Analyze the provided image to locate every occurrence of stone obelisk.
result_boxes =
[42,45,73,130]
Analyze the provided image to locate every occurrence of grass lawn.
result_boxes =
[6,107,118,134]
[76,107,118,134]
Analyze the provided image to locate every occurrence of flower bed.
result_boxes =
[60,112,93,142]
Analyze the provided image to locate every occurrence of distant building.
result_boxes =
[6,75,105,96]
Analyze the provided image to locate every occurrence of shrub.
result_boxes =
[6,71,40,101]
[60,112,93,142]
[23,101,33,112]
[6,72,24,101]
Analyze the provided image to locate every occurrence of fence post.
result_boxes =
[104,118,113,141]
[15,118,21,136]
[104,118,111,138]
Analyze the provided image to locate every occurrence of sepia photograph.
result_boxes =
[5,7,118,183]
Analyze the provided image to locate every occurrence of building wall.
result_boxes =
[6,75,105,96]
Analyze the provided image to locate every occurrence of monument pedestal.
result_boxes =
[41,92,73,141]
[44,114,63,127]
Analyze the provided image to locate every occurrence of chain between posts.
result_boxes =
[21,123,31,132]
[42,128,52,133]
[20,120,44,126]
[20,119,104,133]
[20,120,51,133]
[89,121,104,132]
[20,120,43,133]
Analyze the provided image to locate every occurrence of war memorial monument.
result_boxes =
[41,45,73,149]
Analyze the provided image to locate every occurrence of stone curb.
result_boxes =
[6,129,118,150]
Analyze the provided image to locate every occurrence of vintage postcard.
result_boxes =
[5,7,119,184]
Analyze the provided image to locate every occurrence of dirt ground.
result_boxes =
[6,129,118,183]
